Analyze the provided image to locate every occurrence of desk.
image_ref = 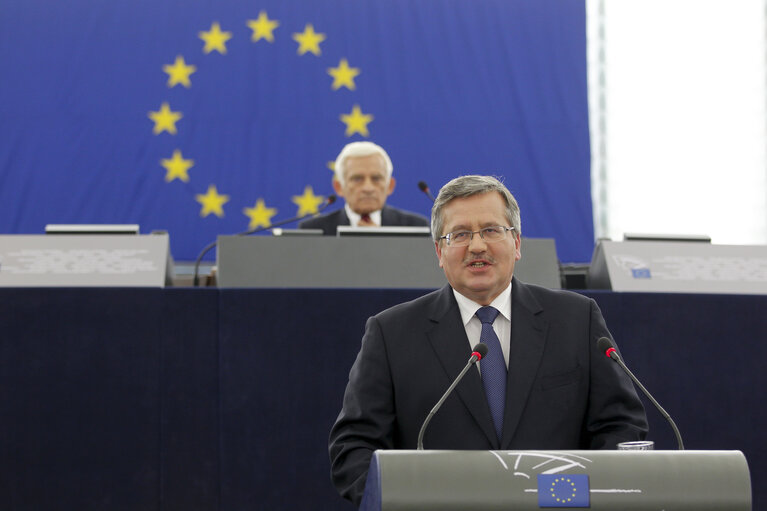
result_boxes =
[1,288,764,510]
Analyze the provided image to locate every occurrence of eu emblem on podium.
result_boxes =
[537,474,590,508]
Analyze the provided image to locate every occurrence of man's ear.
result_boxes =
[435,240,444,268]
[386,176,396,196]
[332,178,344,197]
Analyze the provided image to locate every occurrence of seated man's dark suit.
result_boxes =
[298,205,429,235]
[329,277,648,506]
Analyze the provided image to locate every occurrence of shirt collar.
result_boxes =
[344,203,382,226]
[453,282,512,327]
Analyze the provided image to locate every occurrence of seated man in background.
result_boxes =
[299,141,429,234]
[328,174,648,507]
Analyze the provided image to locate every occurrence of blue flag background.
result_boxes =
[0,0,592,263]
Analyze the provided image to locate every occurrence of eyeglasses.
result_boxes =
[438,226,515,247]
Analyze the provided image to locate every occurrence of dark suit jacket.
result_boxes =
[328,278,648,506]
[298,204,429,235]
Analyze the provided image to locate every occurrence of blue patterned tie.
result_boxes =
[476,306,507,442]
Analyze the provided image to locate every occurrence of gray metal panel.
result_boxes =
[519,237,561,289]
[587,240,611,289]
[588,240,767,294]
[217,236,443,288]
[216,236,561,289]
[364,450,751,511]
[0,234,169,287]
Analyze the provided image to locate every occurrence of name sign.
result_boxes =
[0,234,170,287]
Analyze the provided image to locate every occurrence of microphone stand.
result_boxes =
[599,337,685,450]
[417,344,487,450]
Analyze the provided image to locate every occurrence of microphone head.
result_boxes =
[417,181,429,192]
[326,194,337,205]
[472,342,489,361]
[597,336,617,358]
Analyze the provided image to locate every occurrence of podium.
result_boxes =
[0,233,171,287]
[361,450,751,510]
[216,235,561,288]
[588,239,767,294]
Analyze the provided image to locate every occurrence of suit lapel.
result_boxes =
[425,286,499,448]
[337,209,350,227]
[501,278,548,448]
[380,206,394,226]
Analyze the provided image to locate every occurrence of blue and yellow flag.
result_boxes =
[538,474,590,508]
[0,0,592,262]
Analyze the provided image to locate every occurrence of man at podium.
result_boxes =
[298,141,428,233]
[328,175,648,507]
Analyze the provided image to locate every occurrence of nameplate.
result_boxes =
[216,235,561,289]
[0,234,170,287]
[588,240,767,294]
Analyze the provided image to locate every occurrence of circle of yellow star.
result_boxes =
[340,104,374,137]
[243,198,278,229]
[195,184,230,218]
[247,11,279,43]
[148,102,183,135]
[199,22,233,55]
[291,186,325,216]
[160,149,194,183]
[292,24,326,56]
[163,55,197,88]
[327,58,361,91]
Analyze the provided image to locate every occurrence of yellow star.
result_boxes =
[195,184,230,218]
[148,102,182,135]
[199,22,232,55]
[163,55,197,88]
[243,198,278,229]
[292,186,326,216]
[327,58,361,91]
[160,149,194,183]
[247,11,279,43]
[340,104,374,137]
[292,24,326,56]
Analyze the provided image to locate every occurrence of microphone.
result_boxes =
[417,343,488,450]
[417,181,435,202]
[597,337,684,450]
[237,194,336,237]
[192,195,336,286]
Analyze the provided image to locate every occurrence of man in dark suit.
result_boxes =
[328,175,648,507]
[298,141,428,234]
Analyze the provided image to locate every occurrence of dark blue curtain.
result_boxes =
[1,288,765,510]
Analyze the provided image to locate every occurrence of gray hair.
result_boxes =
[431,175,521,242]
[333,141,393,185]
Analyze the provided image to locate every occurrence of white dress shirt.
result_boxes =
[453,282,512,369]
[345,204,382,227]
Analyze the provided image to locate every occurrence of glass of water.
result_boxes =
[617,440,655,450]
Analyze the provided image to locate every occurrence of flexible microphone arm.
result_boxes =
[417,343,488,450]
[192,195,336,287]
[597,337,685,450]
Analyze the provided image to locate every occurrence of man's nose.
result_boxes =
[467,231,488,252]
